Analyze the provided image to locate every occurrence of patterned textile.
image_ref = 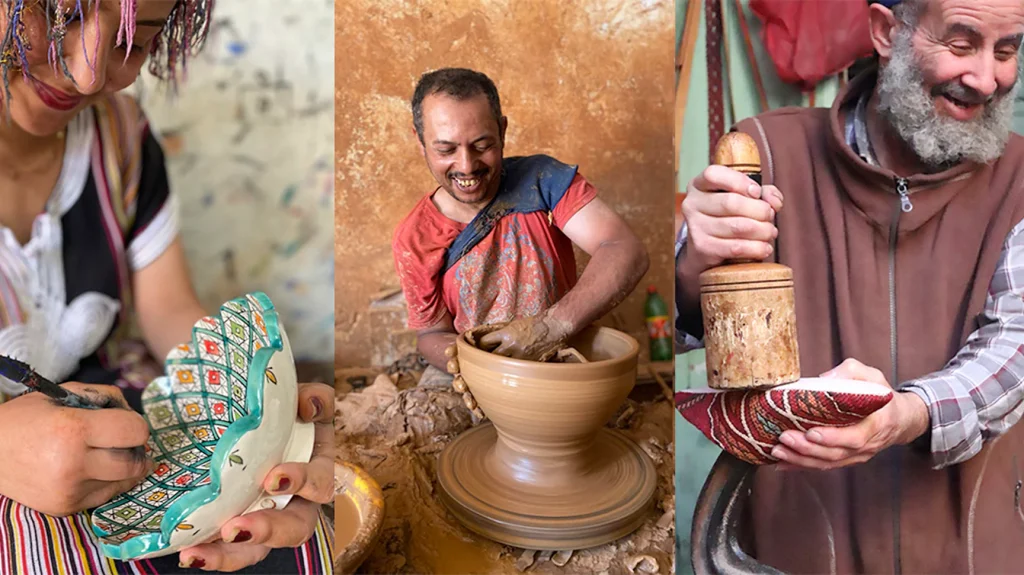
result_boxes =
[675,379,893,464]
[0,497,333,575]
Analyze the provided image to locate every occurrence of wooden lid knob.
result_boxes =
[713,132,760,176]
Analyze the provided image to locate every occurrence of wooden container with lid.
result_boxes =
[698,132,800,389]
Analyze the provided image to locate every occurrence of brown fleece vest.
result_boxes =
[719,68,1024,573]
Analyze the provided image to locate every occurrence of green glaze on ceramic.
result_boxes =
[90,292,285,560]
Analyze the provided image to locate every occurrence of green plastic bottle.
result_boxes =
[644,285,672,361]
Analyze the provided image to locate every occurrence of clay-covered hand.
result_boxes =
[177,383,334,572]
[477,314,571,362]
[0,383,152,516]
[443,342,486,420]
[770,358,931,470]
[680,165,784,273]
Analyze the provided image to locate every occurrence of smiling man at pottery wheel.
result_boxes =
[393,67,649,379]
[676,0,1024,572]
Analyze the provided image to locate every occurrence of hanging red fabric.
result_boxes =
[749,0,875,91]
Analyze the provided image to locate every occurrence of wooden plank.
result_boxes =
[675,0,703,176]
[732,0,769,113]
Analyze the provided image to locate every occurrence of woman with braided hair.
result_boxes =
[0,1,334,573]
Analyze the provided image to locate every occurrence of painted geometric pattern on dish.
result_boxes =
[675,382,893,465]
[91,293,274,543]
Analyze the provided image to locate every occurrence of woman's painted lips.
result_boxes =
[28,76,82,111]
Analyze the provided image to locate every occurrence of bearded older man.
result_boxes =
[676,0,1024,572]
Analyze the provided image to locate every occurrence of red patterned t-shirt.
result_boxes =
[394,173,597,333]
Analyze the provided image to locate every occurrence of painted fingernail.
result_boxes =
[273,476,291,492]
[807,430,824,443]
[310,397,323,419]
[179,557,205,569]
[231,529,252,543]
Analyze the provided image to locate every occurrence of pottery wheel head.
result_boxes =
[437,424,657,551]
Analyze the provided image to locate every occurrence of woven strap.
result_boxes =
[90,95,146,365]
[705,0,726,162]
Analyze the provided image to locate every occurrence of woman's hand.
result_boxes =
[0,383,152,516]
[177,383,334,572]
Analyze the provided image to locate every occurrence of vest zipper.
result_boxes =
[890,176,910,382]
[889,175,909,575]
[896,177,913,213]
[887,171,967,573]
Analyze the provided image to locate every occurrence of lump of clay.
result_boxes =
[464,322,587,364]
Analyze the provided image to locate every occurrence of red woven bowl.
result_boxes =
[675,378,894,465]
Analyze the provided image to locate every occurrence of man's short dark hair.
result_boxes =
[412,68,503,143]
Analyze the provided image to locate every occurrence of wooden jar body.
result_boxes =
[699,264,800,389]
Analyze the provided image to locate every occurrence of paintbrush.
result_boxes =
[0,355,105,409]
[0,355,150,465]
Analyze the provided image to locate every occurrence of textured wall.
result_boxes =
[336,0,674,368]
[137,0,335,361]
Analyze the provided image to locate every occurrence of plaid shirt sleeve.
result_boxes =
[675,221,705,351]
[902,219,1024,469]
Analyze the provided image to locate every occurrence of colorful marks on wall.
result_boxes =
[135,0,334,361]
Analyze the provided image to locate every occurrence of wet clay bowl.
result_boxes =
[89,292,315,560]
[438,326,657,550]
[333,461,385,575]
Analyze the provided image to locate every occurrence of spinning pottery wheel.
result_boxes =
[437,326,657,550]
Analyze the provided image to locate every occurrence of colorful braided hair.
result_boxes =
[0,0,214,110]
